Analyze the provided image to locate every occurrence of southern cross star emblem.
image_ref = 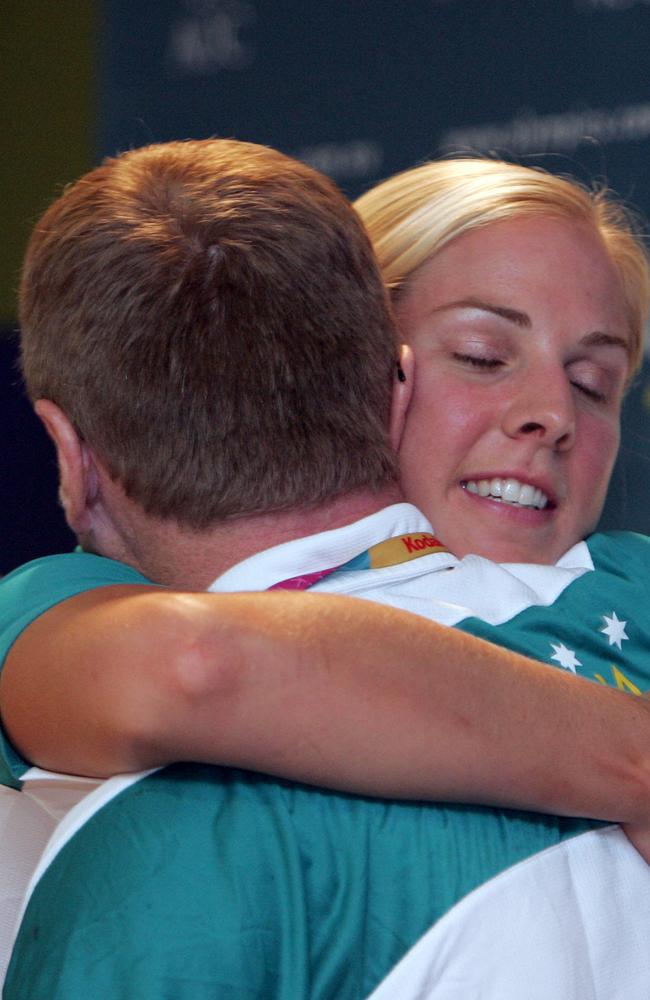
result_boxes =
[600,611,629,650]
[550,642,582,673]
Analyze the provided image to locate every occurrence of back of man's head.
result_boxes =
[20,139,398,530]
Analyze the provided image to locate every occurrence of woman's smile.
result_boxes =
[462,477,549,510]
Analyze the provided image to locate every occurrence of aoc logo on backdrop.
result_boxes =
[168,0,256,74]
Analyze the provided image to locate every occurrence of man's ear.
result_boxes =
[34,400,98,535]
[389,344,415,450]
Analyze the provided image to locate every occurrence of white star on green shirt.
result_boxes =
[600,611,629,650]
[550,642,582,673]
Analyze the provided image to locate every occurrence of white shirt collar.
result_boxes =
[208,504,440,592]
[208,502,594,593]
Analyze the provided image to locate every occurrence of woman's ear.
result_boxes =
[34,400,98,535]
[389,343,415,450]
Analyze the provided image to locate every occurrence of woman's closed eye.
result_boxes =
[567,361,613,403]
[570,378,607,402]
[453,352,504,370]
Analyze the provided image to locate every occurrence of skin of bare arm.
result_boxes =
[3,585,650,833]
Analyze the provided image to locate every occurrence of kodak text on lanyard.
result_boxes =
[269,534,448,591]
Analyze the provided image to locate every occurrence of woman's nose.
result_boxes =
[501,373,576,451]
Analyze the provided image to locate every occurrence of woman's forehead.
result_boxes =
[397,216,628,323]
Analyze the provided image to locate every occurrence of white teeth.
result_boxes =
[519,484,535,506]
[464,477,549,510]
[502,479,521,503]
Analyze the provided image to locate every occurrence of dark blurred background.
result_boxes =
[3,0,650,573]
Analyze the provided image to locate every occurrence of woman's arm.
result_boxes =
[2,585,650,827]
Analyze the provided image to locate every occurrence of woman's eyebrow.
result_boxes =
[433,300,630,354]
[581,331,630,356]
[433,298,530,327]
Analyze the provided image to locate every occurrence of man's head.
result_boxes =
[20,139,399,532]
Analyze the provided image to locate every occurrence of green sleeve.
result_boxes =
[0,552,153,786]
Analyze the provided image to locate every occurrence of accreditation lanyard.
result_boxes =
[269,533,448,590]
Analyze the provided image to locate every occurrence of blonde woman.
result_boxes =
[356,157,647,563]
[355,159,650,997]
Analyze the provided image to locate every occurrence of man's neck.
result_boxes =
[89,484,406,590]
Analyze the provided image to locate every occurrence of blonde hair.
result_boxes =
[355,157,650,373]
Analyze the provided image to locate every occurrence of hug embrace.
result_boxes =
[1,142,650,997]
